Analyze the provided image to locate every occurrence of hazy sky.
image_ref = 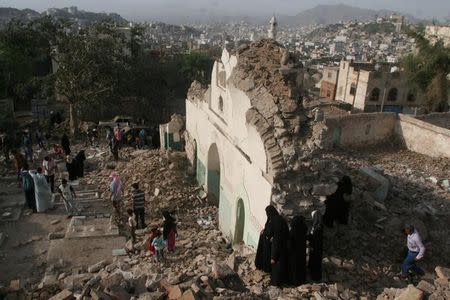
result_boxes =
[2,0,450,20]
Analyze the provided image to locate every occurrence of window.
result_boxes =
[407,91,416,102]
[370,88,380,101]
[218,95,224,112]
[387,88,398,102]
[350,83,357,96]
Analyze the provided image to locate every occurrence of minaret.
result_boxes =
[268,15,278,40]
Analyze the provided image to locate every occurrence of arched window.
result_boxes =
[218,95,224,112]
[387,88,398,102]
[407,91,416,102]
[370,88,380,101]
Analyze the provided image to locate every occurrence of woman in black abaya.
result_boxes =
[269,206,290,286]
[323,175,353,227]
[74,150,86,178]
[308,210,324,281]
[289,215,308,286]
[255,205,277,272]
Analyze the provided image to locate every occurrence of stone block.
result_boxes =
[48,232,65,240]
[102,273,124,289]
[138,292,165,300]
[91,289,113,300]
[435,266,450,280]
[88,260,109,273]
[416,280,435,294]
[359,167,390,202]
[161,281,182,300]
[394,284,423,300]
[104,286,131,300]
[312,183,338,196]
[48,289,75,300]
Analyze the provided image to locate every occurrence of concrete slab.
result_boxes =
[65,216,118,239]
[0,206,23,222]
[46,236,126,268]
[359,167,390,202]
[0,193,26,208]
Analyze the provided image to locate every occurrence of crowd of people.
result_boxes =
[255,205,324,287]
[255,174,426,287]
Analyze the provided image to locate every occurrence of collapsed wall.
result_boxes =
[226,40,337,216]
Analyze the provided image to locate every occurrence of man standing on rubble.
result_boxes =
[401,224,425,279]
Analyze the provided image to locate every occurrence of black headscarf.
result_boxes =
[162,210,176,240]
[265,205,279,219]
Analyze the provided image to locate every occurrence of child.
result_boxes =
[127,208,137,243]
[151,230,166,262]
[163,211,177,252]
[58,178,77,217]
[147,227,158,255]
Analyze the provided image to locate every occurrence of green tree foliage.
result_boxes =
[402,27,450,112]
[0,17,57,104]
[55,22,129,134]
[180,51,215,86]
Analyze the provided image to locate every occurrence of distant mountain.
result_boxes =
[0,6,128,28]
[280,4,420,26]
[0,7,41,27]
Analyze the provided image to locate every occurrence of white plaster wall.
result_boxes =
[186,97,272,247]
[396,114,450,159]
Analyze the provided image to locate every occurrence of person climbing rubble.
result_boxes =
[131,182,146,229]
[127,208,137,243]
[58,178,77,217]
[110,172,123,214]
[323,175,353,227]
[401,224,425,279]
[163,211,177,252]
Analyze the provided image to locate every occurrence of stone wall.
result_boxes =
[314,113,397,149]
[414,112,450,130]
[396,114,450,159]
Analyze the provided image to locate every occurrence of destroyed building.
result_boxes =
[185,39,310,247]
[185,39,450,248]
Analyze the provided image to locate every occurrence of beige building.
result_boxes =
[425,25,450,47]
[335,60,423,113]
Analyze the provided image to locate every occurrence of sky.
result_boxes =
[2,0,450,21]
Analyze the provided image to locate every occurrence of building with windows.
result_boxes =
[335,60,423,113]
[320,66,339,100]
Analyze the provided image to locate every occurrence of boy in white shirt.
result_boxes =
[401,224,425,278]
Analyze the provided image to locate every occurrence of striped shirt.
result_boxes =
[131,189,145,210]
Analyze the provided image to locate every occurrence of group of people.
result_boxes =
[255,205,323,287]
[108,172,177,263]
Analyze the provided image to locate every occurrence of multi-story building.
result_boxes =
[319,66,339,100]
[335,60,422,113]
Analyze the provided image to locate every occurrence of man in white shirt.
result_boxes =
[401,224,425,278]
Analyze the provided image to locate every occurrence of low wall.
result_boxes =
[415,112,450,130]
[396,114,450,159]
[320,112,397,148]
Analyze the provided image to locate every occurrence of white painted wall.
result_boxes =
[185,50,273,247]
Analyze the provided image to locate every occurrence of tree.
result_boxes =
[55,23,129,134]
[402,28,450,112]
[0,17,58,109]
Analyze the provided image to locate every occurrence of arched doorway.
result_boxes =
[234,198,245,244]
[207,143,220,206]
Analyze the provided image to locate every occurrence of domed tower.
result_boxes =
[268,15,278,40]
